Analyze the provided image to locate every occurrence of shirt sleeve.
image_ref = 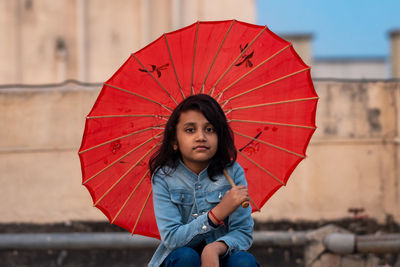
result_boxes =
[152,172,214,250]
[215,163,254,256]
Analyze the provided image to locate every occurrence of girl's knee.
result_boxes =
[178,247,200,262]
[163,247,200,266]
[225,251,259,267]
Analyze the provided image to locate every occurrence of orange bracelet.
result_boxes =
[209,209,225,228]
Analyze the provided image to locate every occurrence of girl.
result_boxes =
[148,94,258,267]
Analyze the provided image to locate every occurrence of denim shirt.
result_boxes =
[148,161,254,267]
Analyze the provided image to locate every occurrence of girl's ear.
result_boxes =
[173,143,178,151]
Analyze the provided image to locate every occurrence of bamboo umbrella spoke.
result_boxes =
[111,169,150,224]
[82,133,163,185]
[213,44,292,99]
[190,22,200,96]
[93,143,159,207]
[86,114,170,120]
[229,119,317,130]
[238,150,284,185]
[131,54,178,105]
[219,68,311,106]
[131,188,153,235]
[210,23,268,93]
[234,130,305,158]
[79,124,165,154]
[227,96,319,112]
[105,83,174,112]
[163,34,184,100]
[201,20,235,94]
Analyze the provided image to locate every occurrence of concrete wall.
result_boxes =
[254,81,400,223]
[282,34,313,67]
[0,80,399,224]
[0,0,256,84]
[312,59,388,79]
[390,29,400,78]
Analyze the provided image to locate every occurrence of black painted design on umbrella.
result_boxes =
[239,131,262,153]
[235,44,254,68]
[139,64,169,77]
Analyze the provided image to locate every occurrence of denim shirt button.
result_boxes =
[193,213,198,218]
[197,185,201,190]
[202,225,207,231]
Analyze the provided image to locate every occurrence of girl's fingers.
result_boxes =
[235,185,246,190]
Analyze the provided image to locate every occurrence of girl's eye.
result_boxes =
[185,128,195,133]
[205,127,215,133]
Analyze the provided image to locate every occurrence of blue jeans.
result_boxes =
[161,247,259,267]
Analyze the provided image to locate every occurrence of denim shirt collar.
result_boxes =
[177,159,210,181]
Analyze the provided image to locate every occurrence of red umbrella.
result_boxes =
[78,20,318,239]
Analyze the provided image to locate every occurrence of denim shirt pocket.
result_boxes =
[206,185,231,231]
[170,189,194,222]
[206,185,230,204]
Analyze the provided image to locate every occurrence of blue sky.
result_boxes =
[256,0,400,58]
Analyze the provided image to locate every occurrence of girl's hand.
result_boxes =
[209,185,249,224]
[201,241,227,267]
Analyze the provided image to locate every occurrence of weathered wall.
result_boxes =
[0,83,103,222]
[312,59,388,79]
[390,29,400,78]
[0,0,256,84]
[0,80,399,224]
[254,81,400,223]
[282,34,313,66]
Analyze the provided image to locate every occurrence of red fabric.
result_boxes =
[79,20,318,239]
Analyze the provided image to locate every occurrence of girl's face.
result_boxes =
[175,110,218,174]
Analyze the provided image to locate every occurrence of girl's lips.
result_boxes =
[193,146,209,150]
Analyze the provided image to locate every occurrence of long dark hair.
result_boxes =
[149,94,236,179]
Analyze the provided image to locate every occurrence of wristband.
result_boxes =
[209,209,226,228]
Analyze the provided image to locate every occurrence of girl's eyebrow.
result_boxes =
[183,121,212,127]
[183,122,196,127]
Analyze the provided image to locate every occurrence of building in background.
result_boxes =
[0,0,256,84]
[312,56,388,79]
[390,29,400,78]
[2,0,398,84]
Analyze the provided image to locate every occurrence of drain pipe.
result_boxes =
[324,233,400,254]
[0,231,307,250]
[2,231,399,253]
[0,233,159,250]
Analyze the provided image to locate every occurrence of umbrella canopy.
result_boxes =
[79,20,318,239]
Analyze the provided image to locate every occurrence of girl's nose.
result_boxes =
[196,130,206,141]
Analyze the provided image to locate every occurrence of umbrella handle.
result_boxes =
[223,169,250,208]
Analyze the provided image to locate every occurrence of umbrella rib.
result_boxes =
[249,197,261,212]
[200,20,235,94]
[131,187,153,235]
[82,133,163,185]
[213,44,292,99]
[78,124,165,154]
[130,54,178,105]
[209,24,268,95]
[86,114,170,119]
[93,143,159,207]
[111,169,150,224]
[105,83,173,112]
[191,22,200,95]
[220,68,310,106]
[164,34,185,100]
[229,119,316,130]
[238,150,285,185]
[227,96,319,112]
[234,130,305,159]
